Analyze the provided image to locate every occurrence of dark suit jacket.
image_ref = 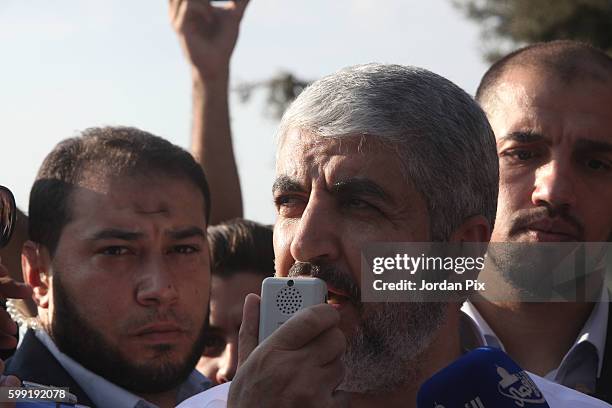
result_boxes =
[5,330,95,407]
[595,304,612,403]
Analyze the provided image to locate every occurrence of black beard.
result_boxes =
[49,271,208,394]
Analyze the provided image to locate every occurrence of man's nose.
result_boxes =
[216,341,237,384]
[289,195,340,264]
[532,159,577,212]
[136,256,179,307]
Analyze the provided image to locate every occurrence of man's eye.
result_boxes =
[501,149,536,161]
[172,245,199,254]
[274,195,300,207]
[202,335,226,357]
[344,198,370,210]
[101,246,130,256]
[273,195,306,216]
[584,158,611,172]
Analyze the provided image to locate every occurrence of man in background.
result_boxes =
[197,219,273,385]
[464,41,612,402]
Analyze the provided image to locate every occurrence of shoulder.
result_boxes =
[5,330,57,377]
[5,330,94,407]
[529,373,612,408]
[176,382,231,408]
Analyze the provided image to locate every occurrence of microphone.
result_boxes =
[417,347,550,408]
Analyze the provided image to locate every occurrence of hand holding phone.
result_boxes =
[230,295,348,408]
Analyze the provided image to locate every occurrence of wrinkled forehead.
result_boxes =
[483,66,612,104]
[67,166,205,220]
[484,66,612,140]
[276,128,394,171]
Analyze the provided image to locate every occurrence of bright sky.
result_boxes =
[0,0,488,225]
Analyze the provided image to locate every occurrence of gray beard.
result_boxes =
[338,301,446,394]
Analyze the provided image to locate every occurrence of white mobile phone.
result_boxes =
[258,277,327,344]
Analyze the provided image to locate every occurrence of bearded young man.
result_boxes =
[6,127,213,408]
[463,40,612,402]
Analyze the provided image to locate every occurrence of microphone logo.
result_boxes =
[496,366,546,406]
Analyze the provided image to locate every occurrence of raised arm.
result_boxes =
[170,0,250,224]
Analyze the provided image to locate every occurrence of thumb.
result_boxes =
[331,390,351,408]
[237,293,260,369]
[235,0,250,19]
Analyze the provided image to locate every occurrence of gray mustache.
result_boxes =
[288,261,361,304]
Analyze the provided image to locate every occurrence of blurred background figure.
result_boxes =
[0,185,32,390]
[197,219,273,385]
[0,187,33,359]
[0,206,37,353]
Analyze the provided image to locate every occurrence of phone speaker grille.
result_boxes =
[275,286,303,315]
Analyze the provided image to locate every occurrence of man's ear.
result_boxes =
[449,215,491,243]
[22,240,52,309]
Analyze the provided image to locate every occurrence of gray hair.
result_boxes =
[277,63,498,241]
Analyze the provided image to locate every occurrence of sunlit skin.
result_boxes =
[196,272,263,384]
[486,67,612,244]
[268,130,489,407]
[272,130,431,338]
[29,174,210,406]
[476,65,612,376]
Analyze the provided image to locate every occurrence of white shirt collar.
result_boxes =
[571,289,609,376]
[461,289,609,377]
[35,329,210,408]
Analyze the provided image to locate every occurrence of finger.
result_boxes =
[0,375,20,387]
[328,358,346,391]
[168,0,181,20]
[169,0,183,21]
[269,303,340,350]
[322,358,346,398]
[301,327,345,366]
[222,0,250,19]
[234,0,251,19]
[183,0,214,27]
[0,278,32,300]
[0,334,17,350]
[330,389,351,408]
[237,293,260,369]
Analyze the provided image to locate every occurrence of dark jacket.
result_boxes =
[595,306,612,403]
[5,330,95,407]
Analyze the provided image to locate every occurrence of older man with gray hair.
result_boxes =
[178,63,608,408]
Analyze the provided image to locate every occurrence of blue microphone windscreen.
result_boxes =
[417,347,550,408]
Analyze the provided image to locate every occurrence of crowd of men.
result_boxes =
[0,0,611,407]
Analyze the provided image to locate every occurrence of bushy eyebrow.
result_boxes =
[165,226,206,240]
[498,131,545,144]
[87,227,205,241]
[87,229,144,241]
[498,132,612,154]
[331,178,391,202]
[272,175,391,203]
[574,139,612,154]
[272,176,305,194]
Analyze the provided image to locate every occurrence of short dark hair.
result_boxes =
[476,40,612,105]
[208,218,274,279]
[29,126,211,255]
